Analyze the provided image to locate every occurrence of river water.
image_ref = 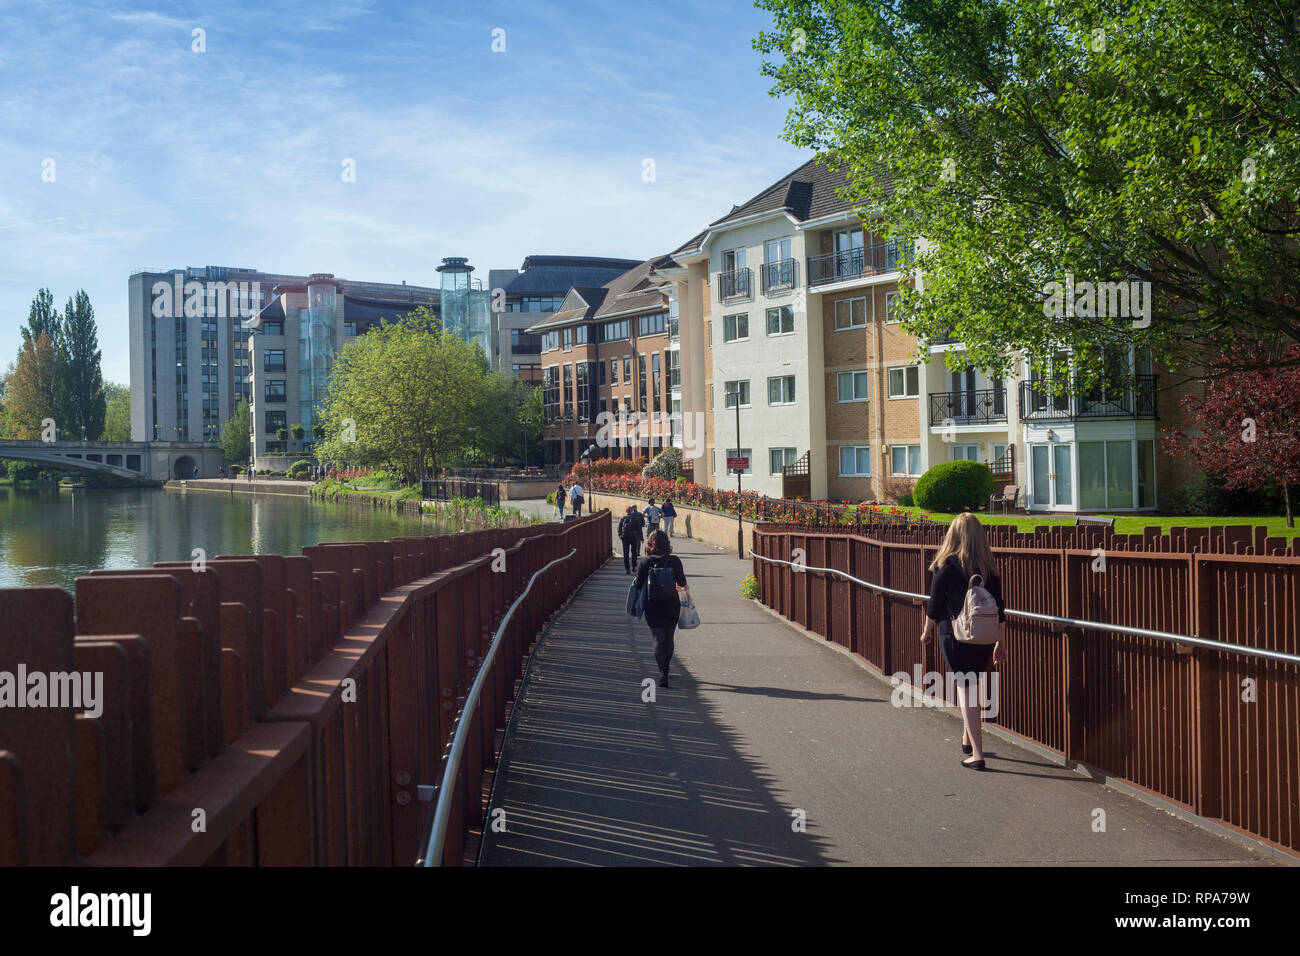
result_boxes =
[0,485,436,592]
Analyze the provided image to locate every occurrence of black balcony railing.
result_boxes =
[760,259,797,294]
[1019,375,1158,421]
[807,240,913,287]
[718,267,751,300]
[929,388,1008,426]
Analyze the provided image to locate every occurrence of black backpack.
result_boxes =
[646,557,678,604]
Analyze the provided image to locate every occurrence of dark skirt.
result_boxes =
[938,620,994,675]
[644,596,680,629]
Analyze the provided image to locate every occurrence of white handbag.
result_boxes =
[677,588,701,629]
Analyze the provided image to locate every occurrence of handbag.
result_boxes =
[677,587,701,629]
[626,581,645,619]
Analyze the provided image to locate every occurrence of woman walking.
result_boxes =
[661,497,677,537]
[919,513,1007,770]
[555,481,566,518]
[633,530,688,688]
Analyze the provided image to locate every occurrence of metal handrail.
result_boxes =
[748,550,1300,666]
[419,547,578,866]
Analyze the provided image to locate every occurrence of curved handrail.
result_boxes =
[749,550,1300,667]
[419,547,578,866]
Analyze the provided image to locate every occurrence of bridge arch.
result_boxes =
[172,455,198,479]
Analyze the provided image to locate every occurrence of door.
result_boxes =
[1031,442,1074,509]
[951,369,976,420]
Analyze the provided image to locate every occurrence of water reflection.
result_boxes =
[0,485,435,591]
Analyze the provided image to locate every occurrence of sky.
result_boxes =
[0,0,809,384]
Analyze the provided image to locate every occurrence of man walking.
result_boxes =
[643,497,661,536]
[617,505,645,574]
[569,480,585,516]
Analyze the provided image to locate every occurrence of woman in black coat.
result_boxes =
[633,530,687,688]
[919,513,1008,770]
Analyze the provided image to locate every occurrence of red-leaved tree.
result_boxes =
[1163,344,1300,527]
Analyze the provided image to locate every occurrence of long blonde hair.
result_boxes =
[929,513,997,580]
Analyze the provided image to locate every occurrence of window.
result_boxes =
[574,325,589,345]
[651,352,661,411]
[885,291,900,323]
[839,446,871,477]
[765,305,794,336]
[562,365,571,416]
[598,360,606,386]
[576,362,593,423]
[264,380,286,402]
[891,445,922,476]
[541,331,560,351]
[638,355,648,414]
[723,312,749,342]
[770,447,797,475]
[887,365,920,398]
[834,297,867,330]
[668,349,680,388]
[264,349,285,371]
[951,444,979,461]
[265,411,287,433]
[706,320,711,345]
[837,370,870,402]
[563,328,572,351]
[610,358,619,384]
[263,320,283,336]
[763,238,795,292]
[638,311,667,336]
[724,448,753,474]
[600,319,630,342]
[723,380,751,408]
[767,375,796,405]
[623,356,631,381]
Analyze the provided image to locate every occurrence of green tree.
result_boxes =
[6,333,60,439]
[220,397,251,463]
[314,307,489,481]
[61,290,106,439]
[101,382,131,441]
[20,288,61,348]
[755,0,1300,381]
[471,373,544,466]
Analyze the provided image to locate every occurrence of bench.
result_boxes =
[1075,514,1115,529]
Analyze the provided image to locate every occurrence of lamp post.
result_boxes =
[731,386,744,560]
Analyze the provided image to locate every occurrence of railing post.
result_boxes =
[1192,556,1222,820]
[1062,551,1086,762]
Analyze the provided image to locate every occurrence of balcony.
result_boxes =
[807,241,913,287]
[1019,375,1158,421]
[717,267,751,301]
[929,388,1008,426]
[760,259,797,294]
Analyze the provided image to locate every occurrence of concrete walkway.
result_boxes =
[480,524,1270,866]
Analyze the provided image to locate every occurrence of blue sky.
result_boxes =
[0,0,809,384]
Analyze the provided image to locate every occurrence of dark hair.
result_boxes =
[645,529,671,556]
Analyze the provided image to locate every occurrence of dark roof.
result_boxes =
[500,255,645,297]
[343,294,435,322]
[707,153,890,230]
[670,229,707,257]
[527,287,608,332]
[525,256,677,333]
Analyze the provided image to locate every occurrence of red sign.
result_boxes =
[726,456,749,472]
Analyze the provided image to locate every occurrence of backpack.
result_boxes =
[617,515,638,541]
[645,505,661,524]
[645,557,678,604]
[952,574,1001,644]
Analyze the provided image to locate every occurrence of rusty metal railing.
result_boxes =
[749,551,1300,666]
[419,547,577,866]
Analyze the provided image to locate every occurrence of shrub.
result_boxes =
[913,460,994,513]
[276,428,289,441]
[642,446,683,480]
[229,465,243,476]
[900,492,914,507]
[7,460,39,481]
[740,574,760,600]
[287,459,312,480]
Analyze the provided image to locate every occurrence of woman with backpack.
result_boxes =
[919,513,1007,771]
[660,497,677,537]
[555,482,566,518]
[633,530,688,688]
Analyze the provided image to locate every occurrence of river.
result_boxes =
[0,485,437,592]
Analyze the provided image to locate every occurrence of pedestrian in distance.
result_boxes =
[555,482,566,518]
[661,497,677,537]
[919,513,1008,771]
[617,504,646,574]
[633,530,688,688]
[643,497,661,536]
[570,480,585,516]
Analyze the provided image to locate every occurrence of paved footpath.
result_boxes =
[480,516,1270,866]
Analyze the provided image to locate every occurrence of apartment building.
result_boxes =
[529,256,680,465]
[671,154,1178,512]
[487,255,643,384]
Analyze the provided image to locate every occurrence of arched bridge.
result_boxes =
[0,439,224,481]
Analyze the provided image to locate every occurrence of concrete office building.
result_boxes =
[242,273,439,468]
[487,255,642,384]
[129,265,437,448]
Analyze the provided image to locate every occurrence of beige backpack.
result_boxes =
[952,574,1001,644]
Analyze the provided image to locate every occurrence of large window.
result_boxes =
[265,410,286,433]
[884,290,899,323]
[651,352,661,411]
[1079,440,1138,510]
[509,296,565,313]
[264,349,285,371]
[668,349,680,388]
[723,312,749,342]
[561,364,571,417]
[562,328,572,351]
[767,375,796,405]
[765,305,794,336]
[263,320,283,336]
[264,380,286,402]
[623,356,631,382]
[510,329,541,354]
[837,370,869,402]
[839,446,871,476]
[887,365,920,398]
[770,447,798,475]
[891,444,922,476]
[638,354,648,414]
[541,331,560,351]
[724,448,753,474]
[610,358,619,384]
[834,297,867,331]
[723,380,751,408]
[600,319,630,342]
[576,362,594,423]
[638,311,668,336]
[574,325,589,345]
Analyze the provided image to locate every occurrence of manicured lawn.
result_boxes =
[894,506,1298,538]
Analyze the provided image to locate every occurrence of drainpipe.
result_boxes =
[873,289,885,499]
